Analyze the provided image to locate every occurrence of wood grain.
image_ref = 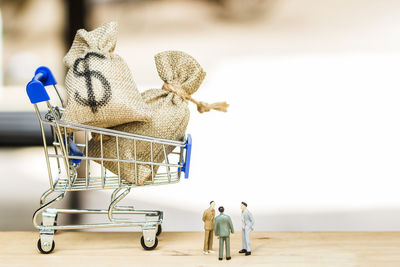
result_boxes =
[0,232,399,266]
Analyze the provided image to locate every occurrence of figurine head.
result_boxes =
[210,201,215,209]
[241,202,247,212]
[218,206,224,213]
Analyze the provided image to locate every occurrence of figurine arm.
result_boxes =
[248,211,255,227]
[229,217,234,234]
[202,211,206,222]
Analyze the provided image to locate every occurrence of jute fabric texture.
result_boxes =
[62,22,152,128]
[89,50,228,185]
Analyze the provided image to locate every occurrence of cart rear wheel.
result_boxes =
[37,239,55,254]
[140,236,158,250]
[156,225,162,236]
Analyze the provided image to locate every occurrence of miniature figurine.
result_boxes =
[214,206,234,260]
[202,200,216,254]
[239,202,254,256]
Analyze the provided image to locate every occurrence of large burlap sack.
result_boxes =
[62,22,152,128]
[89,51,229,185]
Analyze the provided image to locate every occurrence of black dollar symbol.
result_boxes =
[73,52,112,113]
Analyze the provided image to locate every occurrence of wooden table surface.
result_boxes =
[0,232,399,266]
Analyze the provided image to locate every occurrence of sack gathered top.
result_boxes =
[62,22,152,128]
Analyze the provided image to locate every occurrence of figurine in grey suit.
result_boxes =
[214,206,234,260]
[239,202,254,256]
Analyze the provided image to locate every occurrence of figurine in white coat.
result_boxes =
[239,202,254,256]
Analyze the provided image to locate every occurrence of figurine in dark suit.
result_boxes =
[214,206,234,260]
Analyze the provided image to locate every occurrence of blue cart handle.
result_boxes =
[26,66,57,104]
[181,134,192,179]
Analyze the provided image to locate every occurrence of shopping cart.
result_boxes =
[26,66,192,254]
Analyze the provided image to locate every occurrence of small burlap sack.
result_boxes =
[62,22,152,128]
[89,51,229,185]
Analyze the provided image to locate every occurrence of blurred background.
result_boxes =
[1,0,400,231]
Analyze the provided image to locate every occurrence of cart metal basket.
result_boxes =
[26,66,192,253]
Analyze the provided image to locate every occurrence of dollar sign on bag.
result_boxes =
[73,52,112,113]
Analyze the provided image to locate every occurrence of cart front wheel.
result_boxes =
[140,236,158,250]
[156,225,162,236]
[37,239,55,254]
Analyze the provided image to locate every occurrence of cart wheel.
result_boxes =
[37,239,55,254]
[156,225,162,236]
[140,236,158,250]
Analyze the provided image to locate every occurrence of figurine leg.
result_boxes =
[225,237,230,259]
[208,230,214,250]
[242,229,247,251]
[204,230,210,252]
[219,237,224,259]
[245,229,251,252]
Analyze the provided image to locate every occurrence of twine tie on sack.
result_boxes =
[162,83,229,113]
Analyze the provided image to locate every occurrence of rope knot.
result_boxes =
[161,83,229,113]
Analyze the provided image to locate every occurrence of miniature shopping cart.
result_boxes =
[26,66,192,254]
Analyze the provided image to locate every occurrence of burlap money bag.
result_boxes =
[89,51,229,185]
[62,22,152,128]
